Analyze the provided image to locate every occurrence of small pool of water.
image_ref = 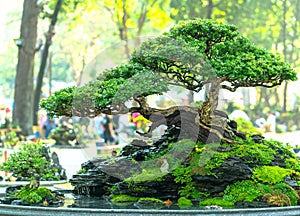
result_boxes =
[60,191,198,210]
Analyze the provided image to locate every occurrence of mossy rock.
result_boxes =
[134,197,164,209]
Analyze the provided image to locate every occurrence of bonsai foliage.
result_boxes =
[0,142,59,181]
[40,19,297,143]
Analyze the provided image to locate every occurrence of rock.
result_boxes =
[193,157,253,193]
[160,159,169,173]
[285,176,299,188]
[204,205,223,210]
[113,174,180,200]
[1,196,17,204]
[6,185,23,195]
[11,200,28,206]
[51,152,60,165]
[235,201,270,208]
[70,156,141,196]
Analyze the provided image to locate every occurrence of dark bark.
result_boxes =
[136,78,243,144]
[13,0,39,135]
[33,0,64,125]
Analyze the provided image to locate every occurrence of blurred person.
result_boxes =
[94,114,104,139]
[262,112,276,132]
[45,117,56,138]
[102,114,115,145]
[254,115,266,129]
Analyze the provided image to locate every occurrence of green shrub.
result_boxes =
[0,142,59,181]
[14,185,55,204]
[178,197,193,208]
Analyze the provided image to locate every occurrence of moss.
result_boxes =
[223,180,263,203]
[231,138,275,164]
[252,166,297,184]
[138,197,163,203]
[109,185,118,193]
[235,118,262,135]
[128,139,196,184]
[199,197,234,207]
[177,197,193,209]
[77,168,88,174]
[172,165,209,199]
[127,167,162,183]
[285,157,300,171]
[190,143,229,176]
[111,194,138,203]
[132,186,147,193]
[14,185,55,204]
[273,183,299,206]
[262,183,299,206]
[268,139,294,158]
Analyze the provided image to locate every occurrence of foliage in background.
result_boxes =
[0,142,59,181]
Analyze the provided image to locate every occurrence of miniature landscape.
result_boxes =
[20,19,298,209]
[1,1,300,214]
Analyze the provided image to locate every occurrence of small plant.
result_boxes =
[3,131,19,148]
[0,142,59,181]
[262,193,291,207]
[177,197,193,209]
[77,168,88,174]
[111,194,138,203]
[259,183,299,207]
[14,184,55,204]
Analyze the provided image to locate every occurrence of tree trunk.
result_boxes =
[13,0,39,135]
[206,0,213,19]
[282,0,288,112]
[33,0,64,125]
[48,51,52,96]
[120,0,130,59]
[135,78,245,144]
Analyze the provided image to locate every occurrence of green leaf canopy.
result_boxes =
[40,19,297,118]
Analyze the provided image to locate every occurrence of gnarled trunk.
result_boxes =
[135,79,245,144]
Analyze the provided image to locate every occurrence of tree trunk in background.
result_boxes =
[13,0,39,135]
[206,0,213,19]
[33,0,63,125]
[282,0,288,112]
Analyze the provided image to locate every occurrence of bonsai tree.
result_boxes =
[39,19,300,208]
[0,142,65,184]
[40,19,297,144]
